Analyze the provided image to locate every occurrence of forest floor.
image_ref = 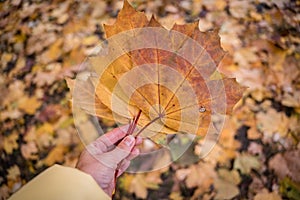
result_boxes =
[0,0,299,199]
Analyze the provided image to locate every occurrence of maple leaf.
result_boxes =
[72,0,246,144]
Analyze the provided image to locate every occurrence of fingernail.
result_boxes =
[132,148,140,155]
[124,135,134,146]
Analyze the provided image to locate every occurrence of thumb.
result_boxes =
[109,135,135,167]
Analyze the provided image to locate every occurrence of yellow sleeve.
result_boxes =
[9,164,110,200]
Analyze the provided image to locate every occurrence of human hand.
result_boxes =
[76,125,142,196]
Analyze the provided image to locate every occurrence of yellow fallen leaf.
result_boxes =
[57,13,69,24]
[256,108,289,137]
[214,177,239,200]
[217,169,241,185]
[129,174,149,199]
[3,132,19,154]
[254,190,282,200]
[7,165,20,181]
[247,126,262,140]
[185,162,216,192]
[39,38,63,64]
[18,96,42,115]
[119,173,134,191]
[234,153,261,174]
[82,35,99,46]
[169,192,183,200]
[36,123,54,136]
[43,145,67,166]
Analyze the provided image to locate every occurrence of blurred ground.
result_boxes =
[0,0,299,199]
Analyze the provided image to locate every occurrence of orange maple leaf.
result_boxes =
[72,0,246,144]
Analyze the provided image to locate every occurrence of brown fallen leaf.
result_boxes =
[269,149,300,183]
[21,141,38,160]
[2,80,25,107]
[0,185,10,200]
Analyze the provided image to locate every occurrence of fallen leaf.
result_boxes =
[35,123,55,149]
[43,145,67,166]
[3,132,19,154]
[202,0,227,11]
[229,0,252,19]
[33,71,58,87]
[214,178,239,200]
[184,162,216,194]
[51,1,70,18]
[254,190,282,200]
[0,185,10,200]
[248,176,265,196]
[217,168,241,185]
[37,104,62,123]
[169,191,183,200]
[129,174,148,199]
[256,108,289,137]
[127,172,163,199]
[18,96,42,115]
[247,126,262,140]
[234,153,261,174]
[57,13,69,24]
[38,38,63,64]
[280,177,300,200]
[233,47,258,68]
[21,141,38,160]
[82,35,99,46]
[269,149,300,183]
[3,80,25,107]
[7,165,20,181]
[247,142,263,156]
[200,142,237,166]
[91,0,106,18]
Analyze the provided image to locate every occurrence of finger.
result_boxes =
[116,148,140,176]
[126,147,140,161]
[117,160,131,177]
[135,136,143,145]
[100,135,135,169]
[93,125,130,153]
[103,181,115,197]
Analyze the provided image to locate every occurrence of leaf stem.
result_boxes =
[127,116,136,135]
[135,116,161,137]
[113,109,142,197]
[127,110,142,135]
